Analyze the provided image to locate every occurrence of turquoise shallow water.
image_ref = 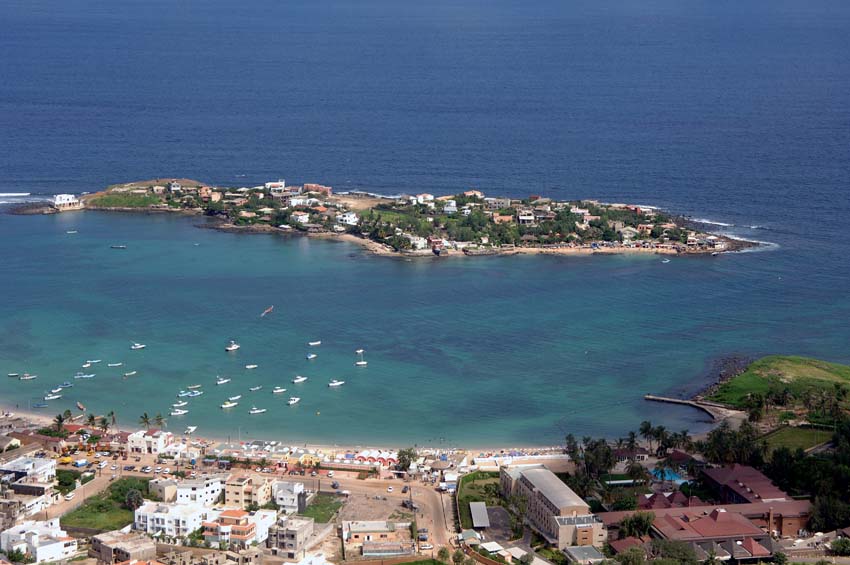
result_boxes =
[2,211,849,447]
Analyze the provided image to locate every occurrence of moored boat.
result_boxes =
[74,372,95,379]
[187,390,204,397]
[44,393,62,400]
[221,401,238,409]
[216,376,231,385]
[130,343,146,350]
[170,408,188,416]
[59,381,73,388]
[173,400,188,408]
[308,340,321,346]
[187,384,202,389]
[225,340,241,352]
[50,387,62,394]
[272,386,286,394]
[245,364,258,370]
[184,426,197,435]
[249,385,262,392]
[328,380,345,387]
[355,350,368,366]
[76,401,85,411]
[107,362,123,367]
[124,371,137,377]
[249,406,266,415]
[7,373,19,378]
[306,353,317,360]
[111,245,127,249]
[292,376,308,384]
[81,363,91,368]
[228,395,242,401]
[177,390,191,397]
[287,397,300,406]
[19,374,37,380]
[87,359,102,364]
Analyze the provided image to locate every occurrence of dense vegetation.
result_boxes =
[60,477,150,531]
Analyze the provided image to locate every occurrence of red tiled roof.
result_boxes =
[741,537,771,557]
[599,499,812,528]
[609,537,643,554]
[220,509,248,518]
[702,464,789,502]
[653,508,765,541]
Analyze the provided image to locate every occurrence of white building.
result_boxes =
[443,200,458,214]
[168,181,182,193]
[272,481,305,515]
[0,457,56,484]
[176,475,226,507]
[337,212,359,226]
[415,193,434,204]
[127,430,174,455]
[291,212,310,224]
[405,235,428,250]
[52,194,82,211]
[0,519,77,564]
[265,180,286,191]
[134,501,220,539]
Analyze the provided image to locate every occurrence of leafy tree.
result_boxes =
[138,413,151,430]
[53,413,66,433]
[649,539,697,565]
[619,511,655,539]
[437,547,451,562]
[613,546,645,565]
[125,488,144,510]
[397,447,417,472]
[773,551,788,565]
[831,537,850,556]
[452,549,466,565]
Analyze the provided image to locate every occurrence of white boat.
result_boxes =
[19,374,37,380]
[43,393,62,400]
[245,364,258,370]
[173,401,188,408]
[50,387,62,394]
[661,258,670,264]
[216,377,231,385]
[228,395,242,401]
[124,371,137,377]
[306,353,317,360]
[249,407,267,415]
[328,380,345,387]
[272,386,286,394]
[107,362,123,367]
[87,359,102,364]
[292,376,308,384]
[187,390,204,397]
[184,426,197,435]
[66,230,77,234]
[355,351,368,367]
[170,408,188,416]
[59,381,72,388]
[81,363,91,368]
[308,340,321,346]
[177,390,191,397]
[187,384,202,389]
[287,397,300,405]
[131,343,146,350]
[7,373,19,378]
[355,348,364,354]
[221,401,238,409]
[225,340,241,352]
[249,385,263,392]
[74,372,95,379]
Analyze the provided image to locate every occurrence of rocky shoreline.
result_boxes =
[692,354,755,401]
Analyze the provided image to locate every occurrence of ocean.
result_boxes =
[1,0,849,447]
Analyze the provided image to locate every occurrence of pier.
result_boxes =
[643,394,742,422]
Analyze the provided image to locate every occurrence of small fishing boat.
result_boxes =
[225,340,241,352]
[328,380,345,387]
[287,397,301,406]
[177,390,191,397]
[87,359,102,364]
[50,387,62,394]
[7,373,19,378]
[170,408,188,416]
[76,401,85,411]
[661,258,670,264]
[130,343,146,350]
[44,393,62,401]
[355,348,364,354]
[292,376,308,384]
[355,351,368,367]
[187,384,202,390]
[216,376,231,385]
[221,401,238,409]
[272,386,286,394]
[249,406,267,415]
[228,395,242,401]
[184,426,197,435]
[711,251,719,256]
[249,385,262,392]
[81,363,91,368]
[107,362,123,367]
[308,340,321,346]
[111,245,127,249]
[124,371,137,377]
[66,230,77,234]
[59,381,73,388]
[260,305,274,317]
[306,353,317,360]
[19,374,37,380]
[245,364,258,370]
[187,390,204,397]
[74,372,95,379]
[173,400,188,408]
[32,402,49,409]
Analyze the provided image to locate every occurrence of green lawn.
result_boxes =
[764,426,832,453]
[457,471,501,529]
[61,477,149,531]
[299,493,343,523]
[88,193,162,208]
[536,548,568,565]
[709,355,850,408]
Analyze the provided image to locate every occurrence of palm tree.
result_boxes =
[626,431,638,454]
[99,416,109,435]
[154,413,165,428]
[63,408,72,420]
[108,410,117,432]
[639,421,654,451]
[53,413,66,433]
[626,459,648,484]
[139,413,152,430]
[86,413,97,428]
[653,425,669,456]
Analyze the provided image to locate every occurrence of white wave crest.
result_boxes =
[691,218,734,227]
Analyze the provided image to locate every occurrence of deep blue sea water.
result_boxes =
[1,0,849,447]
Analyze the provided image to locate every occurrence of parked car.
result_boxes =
[420,543,433,551]
[402,486,409,493]
[327,471,334,478]
[387,486,393,493]
[64,492,76,501]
